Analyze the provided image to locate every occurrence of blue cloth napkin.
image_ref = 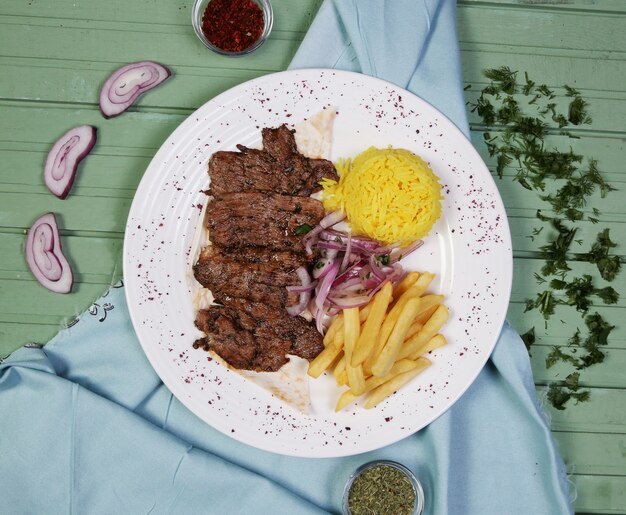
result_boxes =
[0,1,572,513]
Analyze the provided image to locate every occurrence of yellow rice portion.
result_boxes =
[320,147,443,245]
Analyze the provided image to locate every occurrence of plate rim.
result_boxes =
[123,68,513,457]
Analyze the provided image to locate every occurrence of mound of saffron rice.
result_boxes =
[320,147,443,245]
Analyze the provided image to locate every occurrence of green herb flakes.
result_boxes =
[294,223,313,235]
[470,68,622,410]
[348,465,416,515]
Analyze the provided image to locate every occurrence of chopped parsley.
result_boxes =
[470,68,622,410]
[377,254,390,266]
[294,223,313,235]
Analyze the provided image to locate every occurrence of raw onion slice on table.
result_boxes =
[99,61,172,118]
[25,213,73,294]
[287,211,423,333]
[44,125,97,199]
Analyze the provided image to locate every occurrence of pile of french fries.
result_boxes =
[307,272,449,411]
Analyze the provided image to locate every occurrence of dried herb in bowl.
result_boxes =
[346,463,419,515]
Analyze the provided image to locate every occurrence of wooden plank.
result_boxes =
[471,133,626,184]
[460,0,626,14]
[531,346,626,388]
[457,5,625,52]
[0,322,64,356]
[508,302,626,349]
[0,232,122,284]
[553,432,625,475]
[511,258,626,305]
[0,279,110,326]
[572,475,626,514]
[0,0,323,32]
[0,21,299,75]
[539,387,626,433]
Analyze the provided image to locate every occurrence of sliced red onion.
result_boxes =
[312,249,338,279]
[339,232,352,273]
[286,280,317,293]
[315,306,327,334]
[25,213,73,293]
[315,259,341,311]
[298,213,425,334]
[44,125,97,199]
[320,230,379,250]
[390,239,424,263]
[333,259,365,287]
[286,266,312,316]
[319,210,346,229]
[99,61,172,118]
[369,254,388,281]
[316,241,345,252]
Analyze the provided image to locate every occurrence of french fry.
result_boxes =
[324,315,344,346]
[389,272,435,309]
[399,305,449,360]
[371,297,422,377]
[333,355,346,382]
[392,272,420,299]
[344,308,366,395]
[411,272,436,297]
[335,358,423,411]
[343,308,360,355]
[408,334,447,360]
[352,282,393,366]
[371,274,436,364]
[405,320,423,341]
[337,370,348,386]
[364,358,431,409]
[329,350,344,371]
[308,340,343,378]
[359,303,372,323]
[414,294,444,324]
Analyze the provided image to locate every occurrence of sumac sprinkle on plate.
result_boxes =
[201,0,264,52]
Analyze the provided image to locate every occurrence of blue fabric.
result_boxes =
[0,1,572,514]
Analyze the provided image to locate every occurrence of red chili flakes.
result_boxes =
[201,0,264,52]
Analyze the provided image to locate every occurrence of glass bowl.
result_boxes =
[342,460,425,515]
[191,0,273,57]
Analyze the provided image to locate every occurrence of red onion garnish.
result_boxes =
[286,212,423,333]
[303,211,346,255]
[44,125,97,199]
[25,213,73,293]
[286,266,312,316]
[99,61,172,118]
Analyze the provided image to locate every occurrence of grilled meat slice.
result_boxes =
[208,125,338,198]
[207,192,324,253]
[197,245,308,270]
[220,297,324,360]
[193,246,300,307]
[261,124,298,161]
[194,299,323,372]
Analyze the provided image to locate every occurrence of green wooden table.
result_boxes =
[1,1,624,512]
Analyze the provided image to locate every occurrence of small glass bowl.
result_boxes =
[342,460,425,515]
[191,0,273,57]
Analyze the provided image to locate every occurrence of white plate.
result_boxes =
[124,69,512,458]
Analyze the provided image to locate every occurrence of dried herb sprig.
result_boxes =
[468,68,622,410]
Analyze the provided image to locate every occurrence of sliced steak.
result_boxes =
[197,245,307,270]
[193,246,300,307]
[221,297,324,360]
[260,124,298,161]
[194,299,323,371]
[207,192,324,253]
[208,125,338,198]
